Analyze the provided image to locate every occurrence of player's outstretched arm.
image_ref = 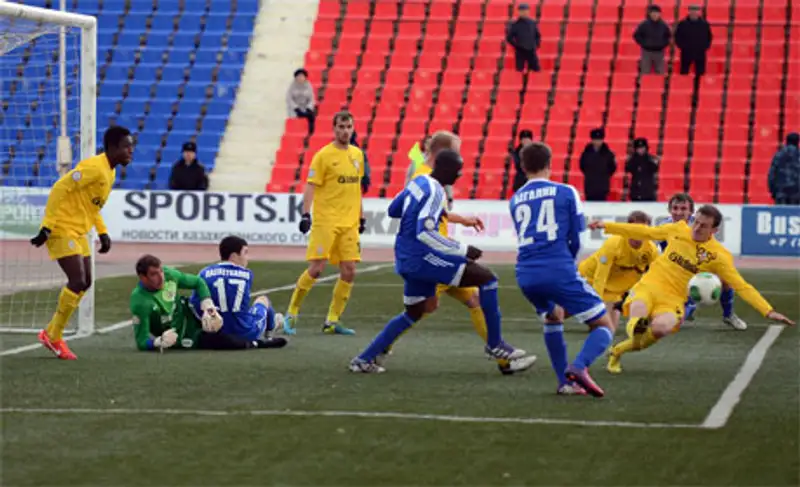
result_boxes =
[590,220,672,242]
[165,267,222,331]
[387,190,406,218]
[712,257,795,326]
[448,212,485,232]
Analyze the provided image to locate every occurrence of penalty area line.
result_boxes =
[0,406,701,429]
[701,325,784,429]
[0,263,393,358]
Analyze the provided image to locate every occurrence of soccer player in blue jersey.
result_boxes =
[661,193,746,330]
[511,142,615,397]
[349,149,530,373]
[190,236,287,349]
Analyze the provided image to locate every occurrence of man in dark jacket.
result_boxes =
[768,133,800,205]
[169,141,209,191]
[675,5,713,76]
[634,5,672,74]
[506,3,541,73]
[626,138,659,201]
[579,128,617,201]
[512,129,534,192]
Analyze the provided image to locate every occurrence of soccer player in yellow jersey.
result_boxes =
[589,205,794,374]
[579,210,659,328]
[30,126,134,359]
[284,112,365,335]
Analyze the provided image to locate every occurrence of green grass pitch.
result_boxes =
[1,262,798,486]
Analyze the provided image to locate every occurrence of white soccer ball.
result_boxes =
[688,272,723,305]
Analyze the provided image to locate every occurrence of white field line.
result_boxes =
[0,264,393,357]
[0,406,701,429]
[701,325,785,429]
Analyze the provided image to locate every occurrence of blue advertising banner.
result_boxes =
[741,206,800,257]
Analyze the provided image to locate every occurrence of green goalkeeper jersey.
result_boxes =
[129,267,211,351]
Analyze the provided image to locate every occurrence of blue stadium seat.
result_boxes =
[172,116,198,132]
[151,15,175,31]
[154,164,172,181]
[125,165,152,180]
[139,48,165,65]
[195,50,220,64]
[121,178,146,189]
[205,15,229,32]
[124,14,149,31]
[178,13,203,31]
[202,117,228,133]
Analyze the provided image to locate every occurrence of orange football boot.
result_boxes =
[37,330,77,360]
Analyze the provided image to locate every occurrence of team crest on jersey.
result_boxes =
[72,171,82,182]
[68,240,75,249]
[423,217,437,231]
[696,246,717,265]
[599,255,608,264]
[162,281,177,302]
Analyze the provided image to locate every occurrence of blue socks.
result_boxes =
[720,287,735,318]
[543,323,569,386]
[573,326,613,369]
[358,313,415,361]
[265,306,277,332]
[684,297,697,320]
[479,279,502,348]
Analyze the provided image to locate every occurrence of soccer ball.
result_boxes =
[688,272,722,305]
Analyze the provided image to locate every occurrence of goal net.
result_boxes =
[0,3,96,335]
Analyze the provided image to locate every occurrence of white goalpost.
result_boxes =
[0,2,97,335]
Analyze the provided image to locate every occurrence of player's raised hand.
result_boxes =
[30,227,51,247]
[154,328,178,349]
[98,233,112,254]
[588,220,605,230]
[466,245,483,261]
[298,213,312,234]
[359,217,367,234]
[767,310,795,326]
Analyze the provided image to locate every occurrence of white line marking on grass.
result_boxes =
[0,264,393,357]
[702,325,784,429]
[0,406,700,429]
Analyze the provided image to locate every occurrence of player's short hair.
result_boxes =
[332,111,354,127]
[135,254,162,276]
[428,131,460,155]
[520,141,552,173]
[103,125,131,152]
[696,205,723,227]
[219,236,248,261]
[627,210,651,225]
[668,192,695,212]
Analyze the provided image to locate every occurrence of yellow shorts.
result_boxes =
[436,284,478,304]
[622,283,684,321]
[601,290,625,303]
[46,234,91,261]
[306,225,361,265]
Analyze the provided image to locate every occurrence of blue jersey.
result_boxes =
[510,178,585,272]
[191,262,258,337]
[658,215,695,251]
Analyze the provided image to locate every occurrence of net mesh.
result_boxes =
[0,13,84,333]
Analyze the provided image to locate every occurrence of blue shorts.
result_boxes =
[191,302,272,341]
[398,252,467,305]
[517,270,606,323]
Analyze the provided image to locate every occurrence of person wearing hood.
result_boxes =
[768,133,800,205]
[169,141,209,191]
[579,128,617,201]
[286,68,316,135]
[675,5,713,76]
[512,129,534,192]
[634,5,672,74]
[349,131,372,194]
[626,138,659,201]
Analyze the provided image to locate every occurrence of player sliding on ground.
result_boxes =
[30,126,133,360]
[350,149,530,373]
[511,142,616,397]
[190,236,287,347]
[284,111,365,336]
[131,255,286,351]
[589,205,795,374]
[386,130,535,375]
[579,210,659,329]
[660,193,747,330]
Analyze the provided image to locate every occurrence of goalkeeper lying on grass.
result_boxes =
[129,254,287,351]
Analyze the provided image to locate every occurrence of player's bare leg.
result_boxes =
[284,259,327,335]
[564,311,615,398]
[719,281,747,330]
[322,261,356,335]
[39,255,87,360]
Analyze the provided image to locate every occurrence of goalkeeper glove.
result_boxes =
[200,298,223,332]
[298,213,312,234]
[154,328,178,349]
[98,233,112,254]
[359,217,366,234]
[30,227,51,247]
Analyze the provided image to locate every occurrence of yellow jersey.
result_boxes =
[410,163,449,236]
[580,235,659,297]
[307,142,364,227]
[604,221,773,316]
[41,153,116,237]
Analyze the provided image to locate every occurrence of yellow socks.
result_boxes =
[326,279,354,323]
[612,319,659,358]
[287,270,317,316]
[468,307,488,342]
[46,287,82,341]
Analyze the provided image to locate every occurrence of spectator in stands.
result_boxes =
[768,132,800,205]
[287,68,316,135]
[512,129,535,192]
[579,128,617,201]
[169,141,209,191]
[626,138,659,201]
[506,3,541,73]
[675,5,713,76]
[349,131,371,194]
[634,5,672,75]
